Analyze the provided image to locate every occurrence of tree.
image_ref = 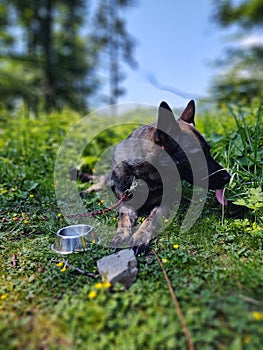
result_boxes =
[210,0,263,105]
[0,0,99,112]
[92,0,137,107]
[0,0,138,113]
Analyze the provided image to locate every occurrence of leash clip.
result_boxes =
[124,177,138,197]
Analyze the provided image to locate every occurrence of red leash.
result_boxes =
[65,194,128,219]
[65,177,138,219]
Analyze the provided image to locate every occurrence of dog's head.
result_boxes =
[153,100,231,205]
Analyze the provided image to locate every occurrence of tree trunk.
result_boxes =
[43,0,54,112]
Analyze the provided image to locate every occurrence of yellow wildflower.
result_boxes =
[163,218,169,223]
[29,194,34,198]
[95,282,104,289]
[57,213,62,218]
[56,261,64,267]
[60,267,67,272]
[24,220,29,224]
[244,335,251,344]
[95,281,111,289]
[0,294,7,300]
[252,311,263,321]
[103,281,111,289]
[173,244,179,249]
[162,258,168,263]
[88,290,97,299]
[2,189,8,194]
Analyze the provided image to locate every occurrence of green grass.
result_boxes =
[0,104,263,350]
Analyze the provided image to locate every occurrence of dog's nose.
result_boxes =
[222,172,231,185]
[208,169,231,190]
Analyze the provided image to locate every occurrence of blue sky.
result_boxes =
[113,0,228,108]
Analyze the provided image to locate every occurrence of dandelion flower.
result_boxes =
[173,244,179,250]
[95,281,111,289]
[88,290,97,299]
[56,261,64,267]
[244,335,251,344]
[0,294,7,300]
[60,267,67,272]
[103,281,111,289]
[162,258,168,263]
[252,311,263,321]
[95,282,104,289]
[57,213,62,218]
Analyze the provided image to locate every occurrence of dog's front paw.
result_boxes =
[128,232,151,255]
[132,243,150,256]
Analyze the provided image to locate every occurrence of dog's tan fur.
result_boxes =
[84,101,230,252]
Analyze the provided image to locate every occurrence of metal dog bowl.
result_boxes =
[51,224,94,254]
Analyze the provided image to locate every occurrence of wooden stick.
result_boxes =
[151,248,194,350]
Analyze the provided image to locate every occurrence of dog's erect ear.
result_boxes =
[157,101,180,135]
[180,100,195,125]
[159,101,173,114]
[154,101,180,146]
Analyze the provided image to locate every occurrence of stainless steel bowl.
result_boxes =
[51,224,94,254]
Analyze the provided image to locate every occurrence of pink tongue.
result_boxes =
[215,189,227,206]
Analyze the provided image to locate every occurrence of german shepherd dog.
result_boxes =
[86,100,231,252]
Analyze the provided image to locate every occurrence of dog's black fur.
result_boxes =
[109,100,230,251]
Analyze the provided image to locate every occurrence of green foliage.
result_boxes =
[199,104,263,206]
[228,104,262,187]
[234,187,263,211]
[0,0,98,112]
[0,106,262,349]
[211,0,263,104]
[0,1,137,112]
[233,188,263,229]
[213,0,263,28]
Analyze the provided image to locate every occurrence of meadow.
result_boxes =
[0,103,262,349]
